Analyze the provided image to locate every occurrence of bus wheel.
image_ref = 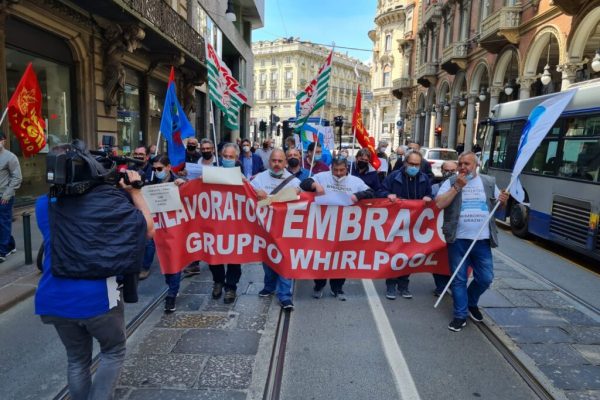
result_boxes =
[510,204,529,238]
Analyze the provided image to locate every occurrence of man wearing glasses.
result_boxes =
[379,151,433,300]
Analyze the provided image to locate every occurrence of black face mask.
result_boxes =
[357,160,369,170]
[201,151,213,161]
[287,158,300,168]
[187,145,197,152]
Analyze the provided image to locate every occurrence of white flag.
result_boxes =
[510,90,576,203]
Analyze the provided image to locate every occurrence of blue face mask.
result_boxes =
[222,159,236,168]
[406,166,420,177]
[155,170,167,180]
[466,172,475,181]
[313,153,322,161]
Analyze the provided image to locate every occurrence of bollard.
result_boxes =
[22,212,33,265]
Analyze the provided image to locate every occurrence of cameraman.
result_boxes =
[35,144,154,400]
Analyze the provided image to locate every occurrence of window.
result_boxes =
[285,70,293,81]
[382,64,392,87]
[271,57,276,65]
[261,59,265,67]
[260,72,267,83]
[285,88,293,98]
[490,121,524,169]
[260,89,265,100]
[285,56,291,64]
[270,90,277,100]
[270,71,278,81]
[385,34,392,52]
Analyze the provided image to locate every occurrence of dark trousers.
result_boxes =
[314,279,345,293]
[0,196,15,255]
[386,275,410,290]
[209,264,241,291]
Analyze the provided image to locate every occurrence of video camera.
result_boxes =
[46,139,145,197]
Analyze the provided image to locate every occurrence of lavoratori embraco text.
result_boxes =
[153,180,449,280]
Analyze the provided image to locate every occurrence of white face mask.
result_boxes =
[332,174,346,183]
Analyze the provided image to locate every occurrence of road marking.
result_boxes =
[361,279,421,400]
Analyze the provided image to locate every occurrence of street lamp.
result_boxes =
[334,116,344,151]
[592,49,600,72]
[478,87,487,102]
[225,0,236,22]
[458,95,466,107]
[541,34,553,86]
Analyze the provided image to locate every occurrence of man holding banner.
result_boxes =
[436,152,508,332]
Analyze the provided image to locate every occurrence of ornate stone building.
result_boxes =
[401,0,600,150]
[251,38,371,144]
[0,0,263,204]
[369,0,417,149]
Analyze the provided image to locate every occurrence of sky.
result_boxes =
[252,0,377,63]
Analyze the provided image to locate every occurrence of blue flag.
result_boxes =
[159,77,194,172]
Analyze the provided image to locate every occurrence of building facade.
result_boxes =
[251,38,371,146]
[1,0,263,205]
[369,0,417,149]
[393,0,600,151]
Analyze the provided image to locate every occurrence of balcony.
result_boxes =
[416,62,438,87]
[441,41,469,74]
[479,6,522,53]
[423,3,442,25]
[391,77,413,99]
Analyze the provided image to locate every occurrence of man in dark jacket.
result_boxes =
[379,151,432,300]
[239,138,265,178]
[392,142,433,180]
[351,149,381,192]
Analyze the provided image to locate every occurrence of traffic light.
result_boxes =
[435,125,443,136]
[259,120,267,132]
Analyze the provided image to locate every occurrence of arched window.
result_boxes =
[382,64,392,87]
[385,34,392,52]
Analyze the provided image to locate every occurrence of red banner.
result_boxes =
[153,181,449,279]
[7,62,46,157]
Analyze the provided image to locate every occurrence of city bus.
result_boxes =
[479,79,600,261]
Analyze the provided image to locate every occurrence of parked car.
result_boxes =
[419,147,459,180]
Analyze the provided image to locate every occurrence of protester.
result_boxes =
[255,139,273,167]
[210,143,243,304]
[149,155,184,312]
[35,143,153,400]
[251,149,301,310]
[301,156,374,300]
[286,147,309,181]
[303,142,329,174]
[239,138,265,179]
[147,144,157,157]
[392,145,406,170]
[435,152,508,332]
[284,136,297,152]
[376,139,391,179]
[432,160,458,198]
[131,145,152,184]
[392,142,433,180]
[0,132,22,263]
[379,151,432,300]
[351,149,381,192]
[185,137,200,163]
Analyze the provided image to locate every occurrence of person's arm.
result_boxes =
[1,155,22,204]
[120,171,155,239]
[354,188,374,201]
[377,173,391,198]
[436,174,465,209]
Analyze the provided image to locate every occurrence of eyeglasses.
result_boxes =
[133,152,146,157]
[406,162,421,167]
[152,167,164,172]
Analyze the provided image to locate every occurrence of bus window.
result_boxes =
[565,117,586,137]
[491,122,511,168]
[524,140,559,175]
[559,138,600,181]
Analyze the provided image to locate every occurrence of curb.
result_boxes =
[0,271,40,312]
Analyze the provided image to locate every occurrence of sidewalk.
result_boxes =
[479,251,600,400]
[0,207,43,312]
[115,262,277,400]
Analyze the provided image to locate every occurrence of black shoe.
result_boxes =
[281,300,294,310]
[448,318,467,332]
[212,283,224,299]
[223,289,237,304]
[164,296,176,313]
[469,306,484,323]
[258,289,274,297]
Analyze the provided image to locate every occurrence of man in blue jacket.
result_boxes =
[239,138,265,178]
[379,151,432,300]
[35,144,154,400]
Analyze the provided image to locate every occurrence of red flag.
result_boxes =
[352,86,380,169]
[7,62,46,157]
[168,66,175,85]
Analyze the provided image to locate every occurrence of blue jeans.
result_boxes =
[41,301,126,400]
[142,239,155,271]
[0,196,15,256]
[262,263,293,302]
[448,239,494,319]
[164,272,182,298]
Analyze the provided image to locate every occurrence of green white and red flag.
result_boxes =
[206,42,248,130]
[294,49,333,131]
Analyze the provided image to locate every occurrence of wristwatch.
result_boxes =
[452,184,462,193]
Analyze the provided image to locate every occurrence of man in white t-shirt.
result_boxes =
[251,149,301,310]
[436,152,508,332]
[300,156,375,301]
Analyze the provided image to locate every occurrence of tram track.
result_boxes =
[262,303,292,400]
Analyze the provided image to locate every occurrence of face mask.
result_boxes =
[269,169,284,178]
[155,170,167,180]
[357,160,369,170]
[222,159,236,168]
[442,171,457,180]
[187,145,197,152]
[201,151,213,160]
[333,175,346,183]
[313,154,322,161]
[287,158,300,168]
[242,146,251,153]
[466,172,475,181]
[406,166,420,177]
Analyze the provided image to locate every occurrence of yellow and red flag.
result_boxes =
[352,85,380,169]
[7,62,46,157]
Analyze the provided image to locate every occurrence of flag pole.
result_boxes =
[209,101,220,166]
[434,175,516,308]
[308,108,325,177]
[0,107,8,127]
[349,126,357,172]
